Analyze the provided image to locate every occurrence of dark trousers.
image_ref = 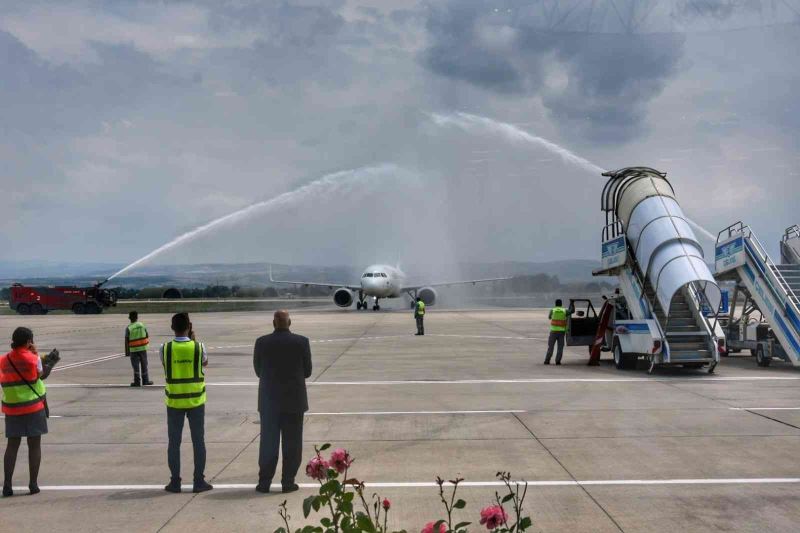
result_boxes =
[416,316,424,335]
[258,410,304,485]
[130,351,149,383]
[545,331,565,364]
[167,405,206,483]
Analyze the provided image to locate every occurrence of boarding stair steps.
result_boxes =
[643,279,711,362]
[770,264,800,307]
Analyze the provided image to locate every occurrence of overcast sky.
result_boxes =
[1,0,798,274]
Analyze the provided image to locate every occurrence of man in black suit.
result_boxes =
[253,310,312,494]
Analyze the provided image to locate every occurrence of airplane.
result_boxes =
[269,264,510,310]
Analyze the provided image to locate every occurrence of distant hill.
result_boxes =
[0,260,599,288]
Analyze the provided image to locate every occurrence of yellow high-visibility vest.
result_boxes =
[550,307,567,332]
[162,341,206,409]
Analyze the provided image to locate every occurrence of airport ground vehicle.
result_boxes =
[572,167,725,373]
[714,223,800,367]
[9,283,118,315]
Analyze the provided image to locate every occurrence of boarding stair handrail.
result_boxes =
[718,222,800,325]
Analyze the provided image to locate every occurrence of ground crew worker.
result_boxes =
[414,297,425,336]
[125,311,153,387]
[544,299,569,365]
[162,312,212,494]
[1,327,59,497]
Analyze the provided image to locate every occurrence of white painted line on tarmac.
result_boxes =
[13,478,800,492]
[53,353,125,372]
[46,375,800,388]
[730,407,800,411]
[306,409,525,416]
[1,415,62,419]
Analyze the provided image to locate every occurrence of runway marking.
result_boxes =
[730,407,800,411]
[46,375,800,387]
[53,353,125,372]
[306,409,525,416]
[13,478,800,492]
[50,334,542,372]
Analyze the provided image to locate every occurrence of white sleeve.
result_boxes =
[37,357,43,373]
[201,342,208,364]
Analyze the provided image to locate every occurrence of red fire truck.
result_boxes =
[9,283,117,315]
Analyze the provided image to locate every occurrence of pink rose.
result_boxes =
[421,522,447,533]
[479,505,508,530]
[382,498,391,511]
[305,456,329,481]
[329,448,353,474]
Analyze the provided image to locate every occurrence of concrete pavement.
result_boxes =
[1,308,800,532]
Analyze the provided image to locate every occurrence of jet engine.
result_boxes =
[417,287,437,306]
[333,288,354,308]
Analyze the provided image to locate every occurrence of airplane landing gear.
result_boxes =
[373,297,381,311]
[356,292,367,310]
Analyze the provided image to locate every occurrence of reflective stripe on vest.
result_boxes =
[163,341,205,409]
[0,352,46,416]
[416,301,425,315]
[128,322,149,352]
[550,307,567,332]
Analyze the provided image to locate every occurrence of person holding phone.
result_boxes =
[1,327,59,497]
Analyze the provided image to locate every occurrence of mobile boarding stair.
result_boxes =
[587,167,725,373]
[715,222,800,366]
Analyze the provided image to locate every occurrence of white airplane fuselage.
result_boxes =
[359,264,406,299]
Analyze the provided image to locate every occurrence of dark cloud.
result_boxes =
[420,0,685,142]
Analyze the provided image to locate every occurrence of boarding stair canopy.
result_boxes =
[715,222,800,365]
[600,167,722,319]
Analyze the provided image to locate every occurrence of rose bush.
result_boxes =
[274,445,533,533]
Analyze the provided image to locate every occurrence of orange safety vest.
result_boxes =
[0,349,46,416]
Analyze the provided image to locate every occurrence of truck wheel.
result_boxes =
[85,303,100,314]
[755,345,771,367]
[613,343,627,370]
[17,303,30,315]
[73,303,85,315]
[30,303,43,315]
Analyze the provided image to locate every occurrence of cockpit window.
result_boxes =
[373,273,386,278]
[364,273,373,277]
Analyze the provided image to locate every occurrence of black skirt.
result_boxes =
[4,409,48,438]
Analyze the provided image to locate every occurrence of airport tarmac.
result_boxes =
[1,308,800,532]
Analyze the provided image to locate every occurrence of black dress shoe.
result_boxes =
[281,483,299,494]
[2,485,13,497]
[543,361,550,365]
[130,382,141,387]
[29,484,40,495]
[164,480,181,493]
[193,480,213,493]
[255,483,271,493]
[555,362,562,366]
[143,380,154,386]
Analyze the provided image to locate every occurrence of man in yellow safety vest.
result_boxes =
[161,312,212,494]
[125,311,153,387]
[544,299,569,365]
[414,297,426,336]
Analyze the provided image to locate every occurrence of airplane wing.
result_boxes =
[268,266,360,291]
[401,277,512,292]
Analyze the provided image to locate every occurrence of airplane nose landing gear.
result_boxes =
[373,297,381,311]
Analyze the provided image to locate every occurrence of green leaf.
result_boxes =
[320,518,332,528]
[433,520,446,531]
[274,528,287,533]
[312,497,322,512]
[303,496,315,518]
[502,493,515,503]
[453,499,466,509]
[356,513,377,533]
[301,526,318,533]
[519,517,532,531]
[343,491,355,503]
[321,479,341,494]
[320,443,332,451]
[454,522,472,530]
